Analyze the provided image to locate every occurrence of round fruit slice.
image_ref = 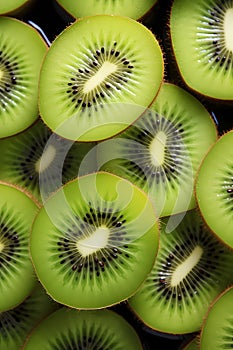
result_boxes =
[200,286,233,349]
[0,0,32,15]
[128,209,233,334]
[55,0,158,20]
[22,307,143,349]
[0,282,58,350]
[0,181,39,311]
[0,16,47,138]
[98,82,218,218]
[195,129,233,249]
[30,171,159,309]
[170,0,233,100]
[39,14,164,141]
[0,119,96,203]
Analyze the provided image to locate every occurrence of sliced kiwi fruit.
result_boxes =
[128,209,233,335]
[98,82,218,218]
[0,16,47,138]
[195,129,233,250]
[0,118,97,204]
[199,285,233,349]
[39,14,164,141]
[0,281,59,350]
[22,307,143,349]
[0,181,39,311]
[181,336,199,350]
[170,0,233,100]
[54,0,158,20]
[0,0,34,15]
[30,171,159,309]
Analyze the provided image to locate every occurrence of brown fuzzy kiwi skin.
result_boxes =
[193,130,233,251]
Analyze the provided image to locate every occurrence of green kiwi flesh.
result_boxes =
[39,14,164,141]
[55,0,158,20]
[0,119,97,204]
[0,1,32,15]
[195,130,233,249]
[170,0,233,100]
[98,82,218,218]
[0,281,59,350]
[128,209,233,334]
[200,286,233,349]
[30,171,159,309]
[22,307,143,349]
[0,17,47,138]
[182,336,199,350]
[0,181,38,311]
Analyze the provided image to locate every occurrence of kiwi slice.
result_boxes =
[97,82,218,218]
[0,119,97,204]
[170,0,233,100]
[128,209,233,334]
[39,14,164,141]
[0,16,47,138]
[199,286,233,349]
[54,0,158,20]
[181,336,199,350]
[30,171,159,309]
[22,307,143,349]
[0,281,59,350]
[0,181,39,311]
[0,0,33,15]
[195,129,233,249]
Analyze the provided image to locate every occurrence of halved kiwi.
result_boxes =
[22,307,143,349]
[170,0,233,100]
[30,171,159,309]
[0,281,59,350]
[0,16,47,138]
[39,14,164,141]
[199,285,233,349]
[0,118,96,204]
[0,0,34,15]
[54,0,158,20]
[98,82,218,218]
[128,209,233,334]
[195,129,233,249]
[0,181,39,311]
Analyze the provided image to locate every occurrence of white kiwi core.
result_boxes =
[149,131,167,167]
[77,225,110,257]
[170,245,203,286]
[35,145,57,173]
[224,8,233,52]
[83,61,117,94]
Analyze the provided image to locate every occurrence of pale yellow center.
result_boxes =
[149,131,167,166]
[83,61,117,94]
[76,226,109,257]
[35,145,56,173]
[0,242,4,253]
[170,245,203,287]
[224,8,233,52]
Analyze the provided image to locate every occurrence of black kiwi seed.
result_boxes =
[67,41,134,111]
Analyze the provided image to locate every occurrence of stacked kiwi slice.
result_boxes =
[0,0,233,349]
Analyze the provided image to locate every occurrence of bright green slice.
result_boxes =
[0,282,59,350]
[128,209,233,334]
[0,0,31,14]
[23,307,143,349]
[200,286,233,349]
[39,14,164,141]
[0,181,39,311]
[196,130,233,249]
[30,171,159,309]
[98,82,218,218]
[0,17,47,138]
[170,0,233,100]
[55,0,158,20]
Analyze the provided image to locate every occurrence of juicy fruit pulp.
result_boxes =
[0,16,47,138]
[39,14,164,141]
[30,172,159,309]
[23,308,143,349]
[196,130,233,249]
[170,0,233,100]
